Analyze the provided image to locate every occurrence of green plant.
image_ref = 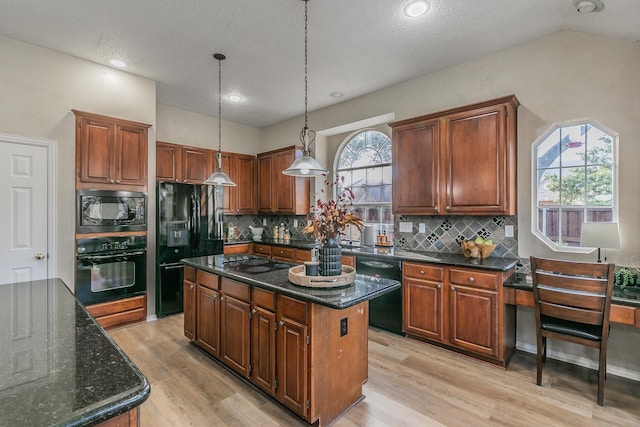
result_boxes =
[615,268,639,289]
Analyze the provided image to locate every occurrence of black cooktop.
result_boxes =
[223,256,294,275]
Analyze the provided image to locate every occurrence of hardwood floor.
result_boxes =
[108,315,640,426]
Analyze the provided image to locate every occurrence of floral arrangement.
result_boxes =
[302,176,364,242]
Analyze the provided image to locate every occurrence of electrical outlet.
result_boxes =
[399,221,413,233]
[340,317,348,337]
[262,218,267,226]
[419,223,426,233]
[294,219,299,228]
[505,225,514,238]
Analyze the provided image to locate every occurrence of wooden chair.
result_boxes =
[529,257,615,406]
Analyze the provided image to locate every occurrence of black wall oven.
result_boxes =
[76,235,147,305]
[77,190,147,233]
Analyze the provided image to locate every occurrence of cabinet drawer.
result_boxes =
[449,269,498,291]
[224,243,252,254]
[278,295,308,324]
[184,266,196,281]
[403,262,443,282]
[86,295,145,318]
[295,249,312,262]
[221,277,250,302]
[272,246,294,260]
[254,244,272,256]
[253,288,276,311]
[197,270,219,290]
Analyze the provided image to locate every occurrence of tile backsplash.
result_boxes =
[225,214,519,261]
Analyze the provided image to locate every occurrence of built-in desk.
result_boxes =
[504,274,640,327]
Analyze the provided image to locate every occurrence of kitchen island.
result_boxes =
[0,278,150,427]
[182,255,401,426]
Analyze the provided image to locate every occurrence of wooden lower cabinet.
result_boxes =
[183,267,197,340]
[185,266,369,425]
[86,295,146,330]
[403,262,515,366]
[195,281,220,357]
[95,407,140,427]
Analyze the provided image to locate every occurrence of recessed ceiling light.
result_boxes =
[227,94,243,102]
[330,91,344,98]
[575,0,604,13]
[109,59,127,68]
[403,1,430,18]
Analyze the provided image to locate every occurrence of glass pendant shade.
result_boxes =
[283,154,327,176]
[204,169,235,186]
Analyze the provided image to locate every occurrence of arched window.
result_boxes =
[533,120,617,251]
[336,129,393,242]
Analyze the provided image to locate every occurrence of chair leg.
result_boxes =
[598,346,606,406]
[542,336,547,363]
[536,335,544,386]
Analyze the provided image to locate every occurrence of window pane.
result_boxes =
[560,125,586,167]
[537,168,560,205]
[352,147,381,168]
[586,127,613,165]
[337,147,355,169]
[561,208,584,247]
[367,186,382,203]
[586,208,613,222]
[538,207,559,243]
[381,206,393,223]
[382,185,392,203]
[537,129,560,169]
[366,167,383,186]
[560,167,585,205]
[366,207,379,222]
[586,165,613,206]
[352,169,366,187]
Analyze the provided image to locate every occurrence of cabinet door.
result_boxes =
[276,317,308,417]
[116,124,148,186]
[220,295,251,377]
[183,277,196,340]
[392,119,440,214]
[219,152,234,213]
[77,116,115,185]
[156,142,183,182]
[195,285,220,357]
[257,155,273,213]
[444,105,507,214]
[448,285,498,357]
[251,306,276,395]
[273,150,296,213]
[403,278,445,342]
[234,154,256,214]
[182,146,212,184]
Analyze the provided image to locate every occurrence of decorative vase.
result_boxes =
[319,237,342,276]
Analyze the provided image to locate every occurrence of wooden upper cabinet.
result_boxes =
[74,110,150,191]
[389,95,519,216]
[156,141,183,182]
[221,151,257,215]
[392,118,440,214]
[155,141,213,184]
[257,146,310,215]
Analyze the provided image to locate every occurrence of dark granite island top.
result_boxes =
[182,255,401,309]
[0,278,149,427]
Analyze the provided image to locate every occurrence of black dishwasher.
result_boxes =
[356,257,403,335]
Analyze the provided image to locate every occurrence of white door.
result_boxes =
[0,136,50,284]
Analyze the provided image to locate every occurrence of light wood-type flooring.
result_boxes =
[109,314,640,426]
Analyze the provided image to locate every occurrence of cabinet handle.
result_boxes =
[115,179,120,184]
[469,277,475,282]
[278,321,284,327]
[450,286,455,291]
[446,206,450,210]
[420,270,425,275]
[251,309,256,314]
[109,179,115,183]
[189,284,194,289]
[220,296,225,301]
[436,284,441,289]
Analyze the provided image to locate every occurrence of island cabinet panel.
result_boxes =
[220,294,251,376]
[257,146,310,215]
[251,305,276,395]
[196,282,221,357]
[389,95,518,216]
[183,267,197,340]
[403,262,515,366]
[74,110,150,191]
[276,309,308,417]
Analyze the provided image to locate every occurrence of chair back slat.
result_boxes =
[535,271,608,294]
[537,286,606,311]
[533,258,611,279]
[539,301,605,325]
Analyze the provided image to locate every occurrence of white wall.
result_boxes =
[262,31,640,377]
[157,103,261,154]
[0,34,156,289]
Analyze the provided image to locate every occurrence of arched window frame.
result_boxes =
[531,118,618,253]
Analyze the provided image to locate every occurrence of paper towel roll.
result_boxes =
[361,225,375,246]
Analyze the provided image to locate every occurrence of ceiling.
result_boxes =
[0,0,638,128]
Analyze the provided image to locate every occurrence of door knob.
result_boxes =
[35,252,46,260]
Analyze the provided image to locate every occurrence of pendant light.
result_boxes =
[283,0,328,177]
[204,53,236,186]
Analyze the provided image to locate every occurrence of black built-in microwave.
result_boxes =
[77,190,147,233]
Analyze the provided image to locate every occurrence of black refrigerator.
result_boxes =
[156,182,224,317]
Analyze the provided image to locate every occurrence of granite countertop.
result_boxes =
[182,255,401,309]
[0,278,150,427]
[505,273,640,308]
[244,238,519,272]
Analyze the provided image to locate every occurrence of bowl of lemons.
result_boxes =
[460,236,496,259]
